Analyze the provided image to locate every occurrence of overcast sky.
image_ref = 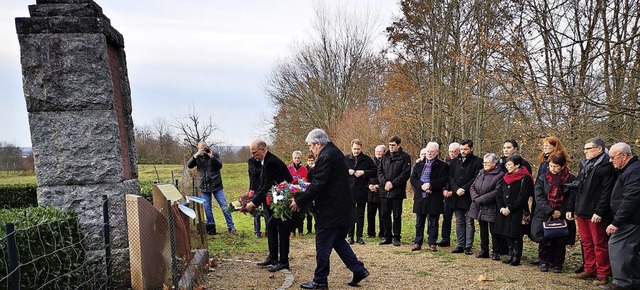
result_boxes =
[0,1,398,148]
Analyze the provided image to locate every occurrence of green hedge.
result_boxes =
[0,183,38,209]
[0,207,88,289]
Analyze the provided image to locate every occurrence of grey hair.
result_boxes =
[484,153,498,164]
[305,128,330,146]
[611,142,632,155]
[375,144,386,151]
[449,142,460,150]
[426,142,439,151]
[292,150,302,157]
[586,137,606,150]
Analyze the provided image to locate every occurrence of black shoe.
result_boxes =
[540,263,549,272]
[451,247,465,253]
[356,238,365,245]
[392,238,401,246]
[268,262,289,272]
[464,247,473,255]
[502,256,514,264]
[552,266,563,273]
[379,238,392,245]
[206,224,217,235]
[476,250,489,258]
[491,252,500,261]
[300,281,328,289]
[510,258,521,266]
[347,237,355,245]
[438,241,451,247]
[347,269,370,286]
[256,257,277,267]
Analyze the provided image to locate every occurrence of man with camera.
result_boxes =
[187,141,236,235]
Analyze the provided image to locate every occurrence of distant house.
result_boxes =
[20,147,33,158]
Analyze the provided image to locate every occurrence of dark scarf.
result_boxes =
[545,166,569,209]
[503,166,532,185]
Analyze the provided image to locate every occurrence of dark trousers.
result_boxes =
[366,201,382,237]
[414,213,439,246]
[313,227,366,285]
[507,237,523,260]
[440,198,453,243]
[539,238,567,266]
[266,215,292,263]
[306,213,314,233]
[478,220,498,253]
[349,201,367,238]
[380,197,403,239]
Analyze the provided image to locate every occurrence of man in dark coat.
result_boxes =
[367,145,386,238]
[345,139,377,245]
[292,129,369,290]
[187,141,236,235]
[409,142,449,252]
[605,142,640,290]
[377,135,412,246]
[448,139,483,254]
[245,139,293,273]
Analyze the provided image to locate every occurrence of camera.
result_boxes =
[204,148,211,153]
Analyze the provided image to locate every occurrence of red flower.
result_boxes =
[247,189,254,198]
[290,187,300,194]
[266,194,272,206]
[277,182,287,190]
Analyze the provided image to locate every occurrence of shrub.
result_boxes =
[0,207,88,289]
[0,184,38,209]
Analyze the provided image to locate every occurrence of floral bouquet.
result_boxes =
[225,189,264,217]
[268,178,312,221]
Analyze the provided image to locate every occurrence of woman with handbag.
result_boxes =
[494,155,534,266]
[531,153,577,273]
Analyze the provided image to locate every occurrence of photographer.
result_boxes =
[187,141,236,235]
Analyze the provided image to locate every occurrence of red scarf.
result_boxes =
[503,166,532,185]
[545,166,569,209]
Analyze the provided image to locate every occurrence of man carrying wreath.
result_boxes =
[290,128,369,289]
[245,139,293,272]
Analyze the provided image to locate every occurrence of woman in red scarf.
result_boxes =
[494,155,534,266]
[531,153,577,273]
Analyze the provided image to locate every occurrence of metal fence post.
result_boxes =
[166,200,179,289]
[6,223,20,290]
[102,195,112,290]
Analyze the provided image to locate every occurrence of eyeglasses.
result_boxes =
[583,147,597,151]
[609,152,626,160]
[251,148,262,155]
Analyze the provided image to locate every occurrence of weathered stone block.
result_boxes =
[28,3,104,18]
[18,34,115,112]
[29,110,126,186]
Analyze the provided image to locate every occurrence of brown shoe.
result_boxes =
[593,277,608,286]
[571,272,597,279]
[429,245,437,252]
[411,244,422,251]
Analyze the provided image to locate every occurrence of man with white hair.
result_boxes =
[291,128,369,289]
[604,142,640,290]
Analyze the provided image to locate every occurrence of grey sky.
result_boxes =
[0,1,396,147]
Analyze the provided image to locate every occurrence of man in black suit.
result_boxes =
[246,139,293,272]
[291,129,369,290]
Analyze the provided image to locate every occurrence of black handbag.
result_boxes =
[543,218,568,238]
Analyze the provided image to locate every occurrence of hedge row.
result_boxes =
[0,207,88,289]
[0,183,38,209]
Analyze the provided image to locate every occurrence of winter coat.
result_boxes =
[377,147,411,199]
[410,158,449,215]
[494,174,534,238]
[368,157,382,203]
[288,163,308,181]
[448,153,483,210]
[530,174,577,244]
[345,152,378,203]
[294,142,355,229]
[610,156,640,227]
[468,167,505,223]
[251,151,293,209]
[248,157,262,191]
[567,153,615,220]
[187,152,223,193]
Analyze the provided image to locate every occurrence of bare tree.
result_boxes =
[173,104,219,150]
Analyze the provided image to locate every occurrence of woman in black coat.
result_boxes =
[531,153,576,273]
[468,153,504,260]
[494,155,534,266]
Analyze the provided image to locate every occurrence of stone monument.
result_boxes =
[15,0,138,287]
